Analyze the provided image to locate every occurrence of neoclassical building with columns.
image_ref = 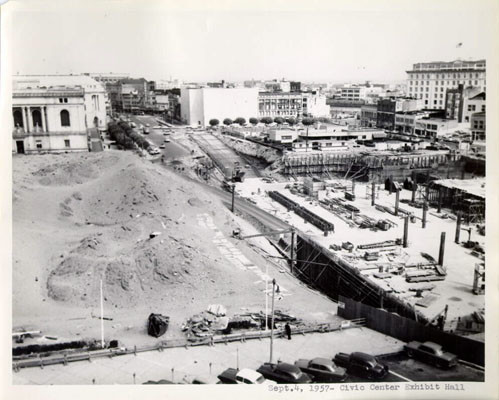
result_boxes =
[12,75,107,154]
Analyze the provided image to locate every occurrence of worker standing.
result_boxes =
[285,323,292,340]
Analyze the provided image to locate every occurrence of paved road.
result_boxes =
[128,115,189,161]
[379,353,484,382]
[191,133,258,179]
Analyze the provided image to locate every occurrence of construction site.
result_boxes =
[282,150,484,182]
[236,170,486,364]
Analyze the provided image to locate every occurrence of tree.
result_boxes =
[223,118,233,126]
[209,119,219,127]
[302,117,315,126]
[234,117,246,125]
[249,117,259,125]
[260,117,273,125]
[274,117,284,125]
[286,117,296,126]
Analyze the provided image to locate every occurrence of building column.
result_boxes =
[21,107,27,131]
[26,107,32,133]
[41,106,47,132]
[44,106,50,132]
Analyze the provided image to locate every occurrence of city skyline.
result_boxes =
[10,0,493,83]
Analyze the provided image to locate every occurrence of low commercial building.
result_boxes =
[414,117,458,138]
[445,85,484,123]
[470,112,485,141]
[360,105,378,127]
[180,87,259,126]
[463,92,486,124]
[267,128,299,144]
[299,124,385,142]
[377,98,422,130]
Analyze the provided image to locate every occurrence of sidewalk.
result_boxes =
[13,327,403,385]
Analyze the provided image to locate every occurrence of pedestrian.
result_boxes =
[285,323,292,340]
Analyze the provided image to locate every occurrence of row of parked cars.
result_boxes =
[217,352,387,385]
[215,341,458,385]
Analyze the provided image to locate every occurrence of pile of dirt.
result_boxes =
[33,151,256,313]
[218,135,282,165]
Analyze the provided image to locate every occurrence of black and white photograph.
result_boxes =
[1,0,497,399]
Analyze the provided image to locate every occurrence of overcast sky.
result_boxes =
[8,0,496,83]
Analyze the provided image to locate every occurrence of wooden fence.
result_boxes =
[337,295,484,366]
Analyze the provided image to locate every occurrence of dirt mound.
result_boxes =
[32,153,121,186]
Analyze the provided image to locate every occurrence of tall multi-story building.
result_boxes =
[180,87,258,126]
[12,75,107,153]
[406,59,486,110]
[258,92,303,119]
[258,91,329,119]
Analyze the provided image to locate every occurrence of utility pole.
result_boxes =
[231,183,235,213]
[100,279,105,349]
[269,279,277,363]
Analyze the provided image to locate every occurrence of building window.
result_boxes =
[482,105,485,112]
[13,109,24,127]
[64,98,68,103]
[60,110,71,126]
[59,98,63,103]
[468,105,476,111]
[36,140,42,149]
[64,139,71,148]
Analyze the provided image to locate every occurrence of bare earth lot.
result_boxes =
[12,151,339,348]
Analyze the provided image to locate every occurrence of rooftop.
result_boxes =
[432,178,485,199]
[13,74,105,92]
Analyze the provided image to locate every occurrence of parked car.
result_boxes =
[333,352,388,380]
[144,127,150,134]
[218,368,276,384]
[159,145,166,149]
[295,357,347,382]
[257,362,312,384]
[404,341,458,368]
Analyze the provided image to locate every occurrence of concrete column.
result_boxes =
[403,216,409,248]
[395,190,400,216]
[438,232,446,266]
[371,181,376,206]
[41,107,47,132]
[422,202,427,229]
[455,212,462,244]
